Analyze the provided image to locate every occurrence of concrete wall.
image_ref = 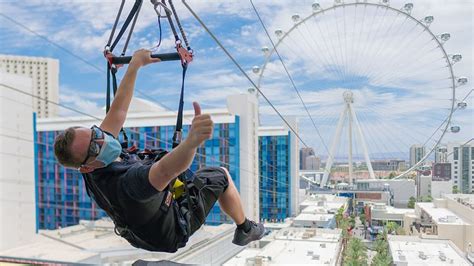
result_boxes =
[0,72,36,250]
[431,181,451,198]
[227,92,259,222]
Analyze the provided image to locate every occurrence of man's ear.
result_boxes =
[79,165,95,173]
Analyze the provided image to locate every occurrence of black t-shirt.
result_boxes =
[88,153,187,251]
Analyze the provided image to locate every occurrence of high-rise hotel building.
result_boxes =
[258,123,299,222]
[0,54,59,118]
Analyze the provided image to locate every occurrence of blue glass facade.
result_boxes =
[35,119,240,229]
[259,132,291,222]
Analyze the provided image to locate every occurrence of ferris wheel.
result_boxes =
[252,0,468,185]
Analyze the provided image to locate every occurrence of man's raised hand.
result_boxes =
[129,49,161,69]
[187,102,214,148]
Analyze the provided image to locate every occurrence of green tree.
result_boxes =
[371,232,392,266]
[421,195,433,202]
[371,250,392,266]
[344,238,368,266]
[359,213,366,226]
[407,196,416,208]
[386,222,399,234]
[336,207,345,228]
[452,185,459,194]
[373,232,388,253]
[388,172,396,179]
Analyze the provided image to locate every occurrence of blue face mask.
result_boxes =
[95,131,122,166]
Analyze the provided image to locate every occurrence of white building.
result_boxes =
[435,145,448,163]
[294,194,348,228]
[409,144,426,167]
[0,55,59,118]
[416,173,431,199]
[354,179,416,208]
[37,92,261,223]
[388,235,471,266]
[369,203,414,227]
[405,194,474,253]
[430,180,452,198]
[0,72,36,251]
[224,227,342,266]
[447,142,473,193]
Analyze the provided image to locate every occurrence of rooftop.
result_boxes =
[388,235,470,266]
[0,219,235,264]
[224,228,342,266]
[417,202,468,225]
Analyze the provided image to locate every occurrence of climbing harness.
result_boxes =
[83,0,196,251]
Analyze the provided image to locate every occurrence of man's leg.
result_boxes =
[218,167,265,246]
[218,167,245,225]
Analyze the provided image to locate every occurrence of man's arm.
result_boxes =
[148,102,214,191]
[100,49,160,137]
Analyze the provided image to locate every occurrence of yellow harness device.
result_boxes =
[172,178,185,199]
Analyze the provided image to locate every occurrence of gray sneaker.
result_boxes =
[232,221,265,246]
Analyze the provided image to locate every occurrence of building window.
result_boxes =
[454,147,459,160]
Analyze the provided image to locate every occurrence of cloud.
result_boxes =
[1,0,472,160]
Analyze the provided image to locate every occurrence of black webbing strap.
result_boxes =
[172,63,187,148]
[105,1,144,147]
[109,0,143,52]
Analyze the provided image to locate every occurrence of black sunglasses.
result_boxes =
[80,126,105,166]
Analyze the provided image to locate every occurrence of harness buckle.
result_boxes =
[104,50,124,70]
[176,42,193,66]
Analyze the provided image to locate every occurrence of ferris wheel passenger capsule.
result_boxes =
[275,29,284,38]
[456,77,468,86]
[457,102,467,110]
[261,46,270,54]
[451,54,462,63]
[312,2,321,12]
[439,33,451,42]
[292,14,301,23]
[252,66,261,74]
[334,0,343,5]
[422,16,434,26]
[381,0,390,5]
[450,126,460,133]
[403,3,414,14]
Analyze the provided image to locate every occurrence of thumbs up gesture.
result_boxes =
[187,102,214,148]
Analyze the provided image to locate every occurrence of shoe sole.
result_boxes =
[232,227,266,246]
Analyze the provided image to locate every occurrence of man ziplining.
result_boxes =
[53,49,265,252]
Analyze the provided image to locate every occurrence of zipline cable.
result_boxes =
[181,0,309,148]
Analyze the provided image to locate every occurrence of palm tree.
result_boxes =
[336,207,345,228]
[386,222,399,234]
[344,238,368,266]
[371,232,392,266]
[407,196,416,208]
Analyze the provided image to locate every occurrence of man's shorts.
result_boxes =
[179,167,229,235]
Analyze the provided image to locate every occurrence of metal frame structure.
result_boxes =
[253,1,465,185]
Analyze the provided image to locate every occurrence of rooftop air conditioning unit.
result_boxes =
[312,255,320,260]
[418,251,427,260]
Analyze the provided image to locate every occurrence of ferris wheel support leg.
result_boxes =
[348,105,353,185]
[321,107,347,188]
[349,105,376,179]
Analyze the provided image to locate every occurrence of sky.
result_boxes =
[0,0,472,162]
